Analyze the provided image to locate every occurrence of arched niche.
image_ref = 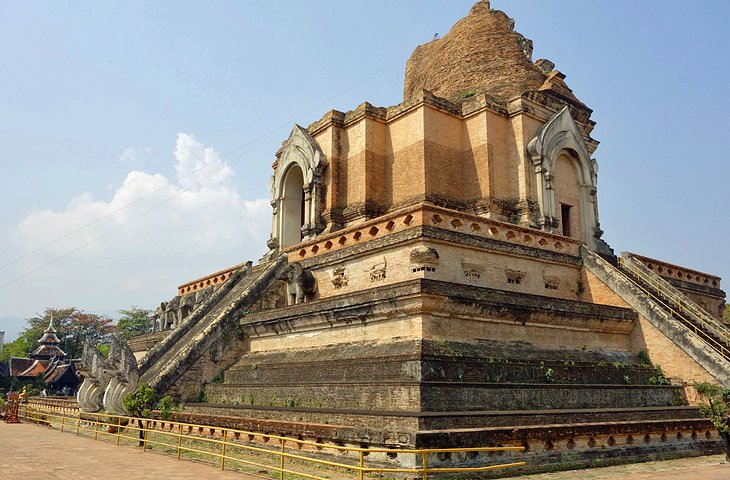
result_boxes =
[553,149,585,242]
[527,107,605,252]
[265,124,327,257]
[280,164,305,248]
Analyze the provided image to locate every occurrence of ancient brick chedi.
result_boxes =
[83,1,728,474]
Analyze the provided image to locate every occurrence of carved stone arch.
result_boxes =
[527,107,603,251]
[266,125,327,256]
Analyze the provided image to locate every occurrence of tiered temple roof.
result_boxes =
[7,316,79,393]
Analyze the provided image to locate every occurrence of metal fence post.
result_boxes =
[177,424,183,460]
[116,416,122,446]
[94,414,99,441]
[280,439,286,480]
[142,420,148,452]
[61,415,65,433]
[422,452,428,480]
[359,450,364,480]
[221,430,228,471]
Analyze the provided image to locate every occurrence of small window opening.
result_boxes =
[412,267,436,273]
[560,204,572,237]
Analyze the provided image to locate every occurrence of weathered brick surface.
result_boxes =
[403,2,546,104]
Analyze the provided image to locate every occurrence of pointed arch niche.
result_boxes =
[267,125,327,254]
[527,107,603,251]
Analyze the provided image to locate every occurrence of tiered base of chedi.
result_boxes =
[79,1,729,475]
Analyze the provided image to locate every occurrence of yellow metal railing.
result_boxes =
[621,256,730,339]
[617,256,730,362]
[18,404,525,479]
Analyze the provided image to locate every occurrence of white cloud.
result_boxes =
[2,133,271,317]
[118,146,155,167]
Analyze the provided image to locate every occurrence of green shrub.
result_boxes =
[694,382,730,459]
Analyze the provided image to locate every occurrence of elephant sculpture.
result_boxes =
[281,262,316,305]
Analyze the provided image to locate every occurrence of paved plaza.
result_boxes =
[1,421,728,480]
[0,421,257,480]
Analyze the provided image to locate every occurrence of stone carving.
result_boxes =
[409,246,440,266]
[461,259,483,279]
[76,339,111,412]
[369,258,387,282]
[506,269,526,285]
[153,286,214,332]
[249,281,287,313]
[152,304,164,332]
[331,266,348,289]
[281,262,316,305]
[77,335,140,414]
[544,275,561,290]
[103,335,140,414]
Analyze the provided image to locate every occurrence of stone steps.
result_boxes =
[225,357,659,385]
[140,256,290,394]
[417,406,701,429]
[205,381,686,412]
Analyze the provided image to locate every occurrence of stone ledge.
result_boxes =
[243,279,635,326]
[415,417,717,447]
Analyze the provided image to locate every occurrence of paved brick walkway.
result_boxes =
[1,421,728,480]
[0,422,258,480]
[500,454,729,480]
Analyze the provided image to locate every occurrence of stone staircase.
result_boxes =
[582,247,730,386]
[138,254,289,394]
[617,253,730,361]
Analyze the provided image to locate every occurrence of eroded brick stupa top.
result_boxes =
[404,1,557,104]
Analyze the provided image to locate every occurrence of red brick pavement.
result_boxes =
[1,421,728,480]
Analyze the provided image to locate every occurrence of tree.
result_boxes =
[0,336,32,362]
[122,383,158,446]
[116,307,154,340]
[23,307,115,359]
[122,384,176,447]
[694,382,730,460]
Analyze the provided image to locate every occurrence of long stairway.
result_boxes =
[139,254,289,394]
[582,247,730,386]
[616,253,730,362]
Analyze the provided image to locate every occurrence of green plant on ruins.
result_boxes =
[648,365,671,385]
[637,350,652,366]
[694,382,730,459]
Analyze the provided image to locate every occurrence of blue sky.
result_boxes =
[1,1,728,340]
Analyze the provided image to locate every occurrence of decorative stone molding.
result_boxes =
[289,204,582,263]
[178,263,245,296]
[527,107,608,253]
[628,252,722,290]
[265,125,327,259]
